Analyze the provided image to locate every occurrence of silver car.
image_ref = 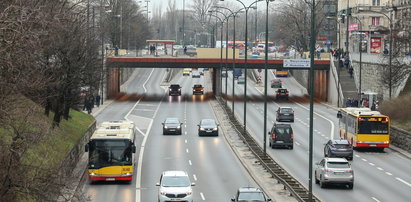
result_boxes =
[157,171,195,202]
[315,158,354,189]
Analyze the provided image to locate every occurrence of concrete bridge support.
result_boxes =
[107,67,120,99]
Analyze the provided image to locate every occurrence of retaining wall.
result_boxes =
[391,126,411,153]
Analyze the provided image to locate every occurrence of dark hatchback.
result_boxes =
[231,187,271,202]
[169,84,181,96]
[276,107,294,122]
[198,119,219,136]
[324,139,353,160]
[275,88,289,100]
[162,118,182,135]
[268,123,293,149]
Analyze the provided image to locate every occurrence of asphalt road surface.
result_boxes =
[84,68,258,202]
[222,69,411,202]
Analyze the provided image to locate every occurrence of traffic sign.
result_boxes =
[283,59,311,68]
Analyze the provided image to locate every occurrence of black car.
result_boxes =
[231,187,271,202]
[275,88,289,100]
[198,119,219,136]
[169,84,181,96]
[324,139,353,160]
[268,123,293,149]
[276,107,294,122]
[162,118,182,135]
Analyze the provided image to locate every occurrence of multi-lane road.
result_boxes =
[223,70,411,202]
[83,68,411,202]
[84,68,257,202]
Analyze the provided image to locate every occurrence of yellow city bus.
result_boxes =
[337,108,390,150]
[275,69,289,77]
[85,121,136,182]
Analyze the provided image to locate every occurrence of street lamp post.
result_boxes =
[227,0,260,133]
[263,0,275,155]
[358,8,394,98]
[352,16,363,106]
[214,6,244,116]
[211,10,230,105]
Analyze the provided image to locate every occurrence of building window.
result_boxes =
[372,17,380,26]
[372,0,380,6]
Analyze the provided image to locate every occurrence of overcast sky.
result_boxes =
[141,0,274,14]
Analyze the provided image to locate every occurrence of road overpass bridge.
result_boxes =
[105,56,331,101]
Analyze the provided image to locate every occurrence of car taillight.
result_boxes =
[276,92,280,95]
[291,136,294,140]
[346,169,353,173]
[325,169,333,172]
[272,136,276,139]
[286,92,289,95]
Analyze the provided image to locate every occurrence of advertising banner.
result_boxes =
[370,37,381,54]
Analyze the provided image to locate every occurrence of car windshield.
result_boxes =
[238,192,265,201]
[280,108,293,113]
[194,85,202,88]
[201,119,216,126]
[327,162,350,168]
[165,119,179,124]
[170,85,180,88]
[161,176,190,187]
[358,121,389,134]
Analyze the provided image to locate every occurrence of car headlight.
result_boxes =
[186,191,192,195]
[160,190,166,195]
[164,126,168,129]
[177,125,181,128]
[200,127,205,130]
[213,127,218,131]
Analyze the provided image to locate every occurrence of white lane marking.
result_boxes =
[321,134,325,137]
[385,172,393,176]
[396,177,411,187]
[355,155,360,158]
[200,193,206,200]
[185,131,187,135]
[186,149,189,153]
[377,167,384,171]
[185,139,187,143]
[142,68,155,93]
[189,160,192,166]
[295,142,301,146]
[371,197,381,202]
[369,163,375,166]
[193,174,197,181]
[185,124,187,128]
[292,102,335,140]
[134,69,165,202]
[271,121,275,123]
[362,158,368,162]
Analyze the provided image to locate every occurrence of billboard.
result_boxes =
[370,37,381,54]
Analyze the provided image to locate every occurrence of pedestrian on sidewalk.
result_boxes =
[348,66,354,78]
[353,99,359,107]
[345,98,352,107]
[85,98,92,114]
[95,94,101,107]
[184,46,187,55]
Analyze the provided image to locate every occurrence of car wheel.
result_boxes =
[319,176,326,188]
[348,183,354,189]
[289,145,293,150]
[315,172,319,184]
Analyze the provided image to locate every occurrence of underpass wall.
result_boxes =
[391,126,411,153]
[290,69,309,90]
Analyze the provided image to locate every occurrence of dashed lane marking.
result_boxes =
[193,174,197,181]
[396,177,411,187]
[377,167,384,171]
[200,193,206,201]
[369,163,375,166]
[295,142,301,146]
[189,160,192,166]
[185,139,187,143]
[186,149,189,153]
[362,158,368,162]
[371,197,381,202]
[385,172,392,176]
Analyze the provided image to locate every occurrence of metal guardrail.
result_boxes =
[216,97,320,202]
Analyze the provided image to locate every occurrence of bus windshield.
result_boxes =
[358,121,388,134]
[88,139,133,169]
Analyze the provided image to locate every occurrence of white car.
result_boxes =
[157,171,195,202]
